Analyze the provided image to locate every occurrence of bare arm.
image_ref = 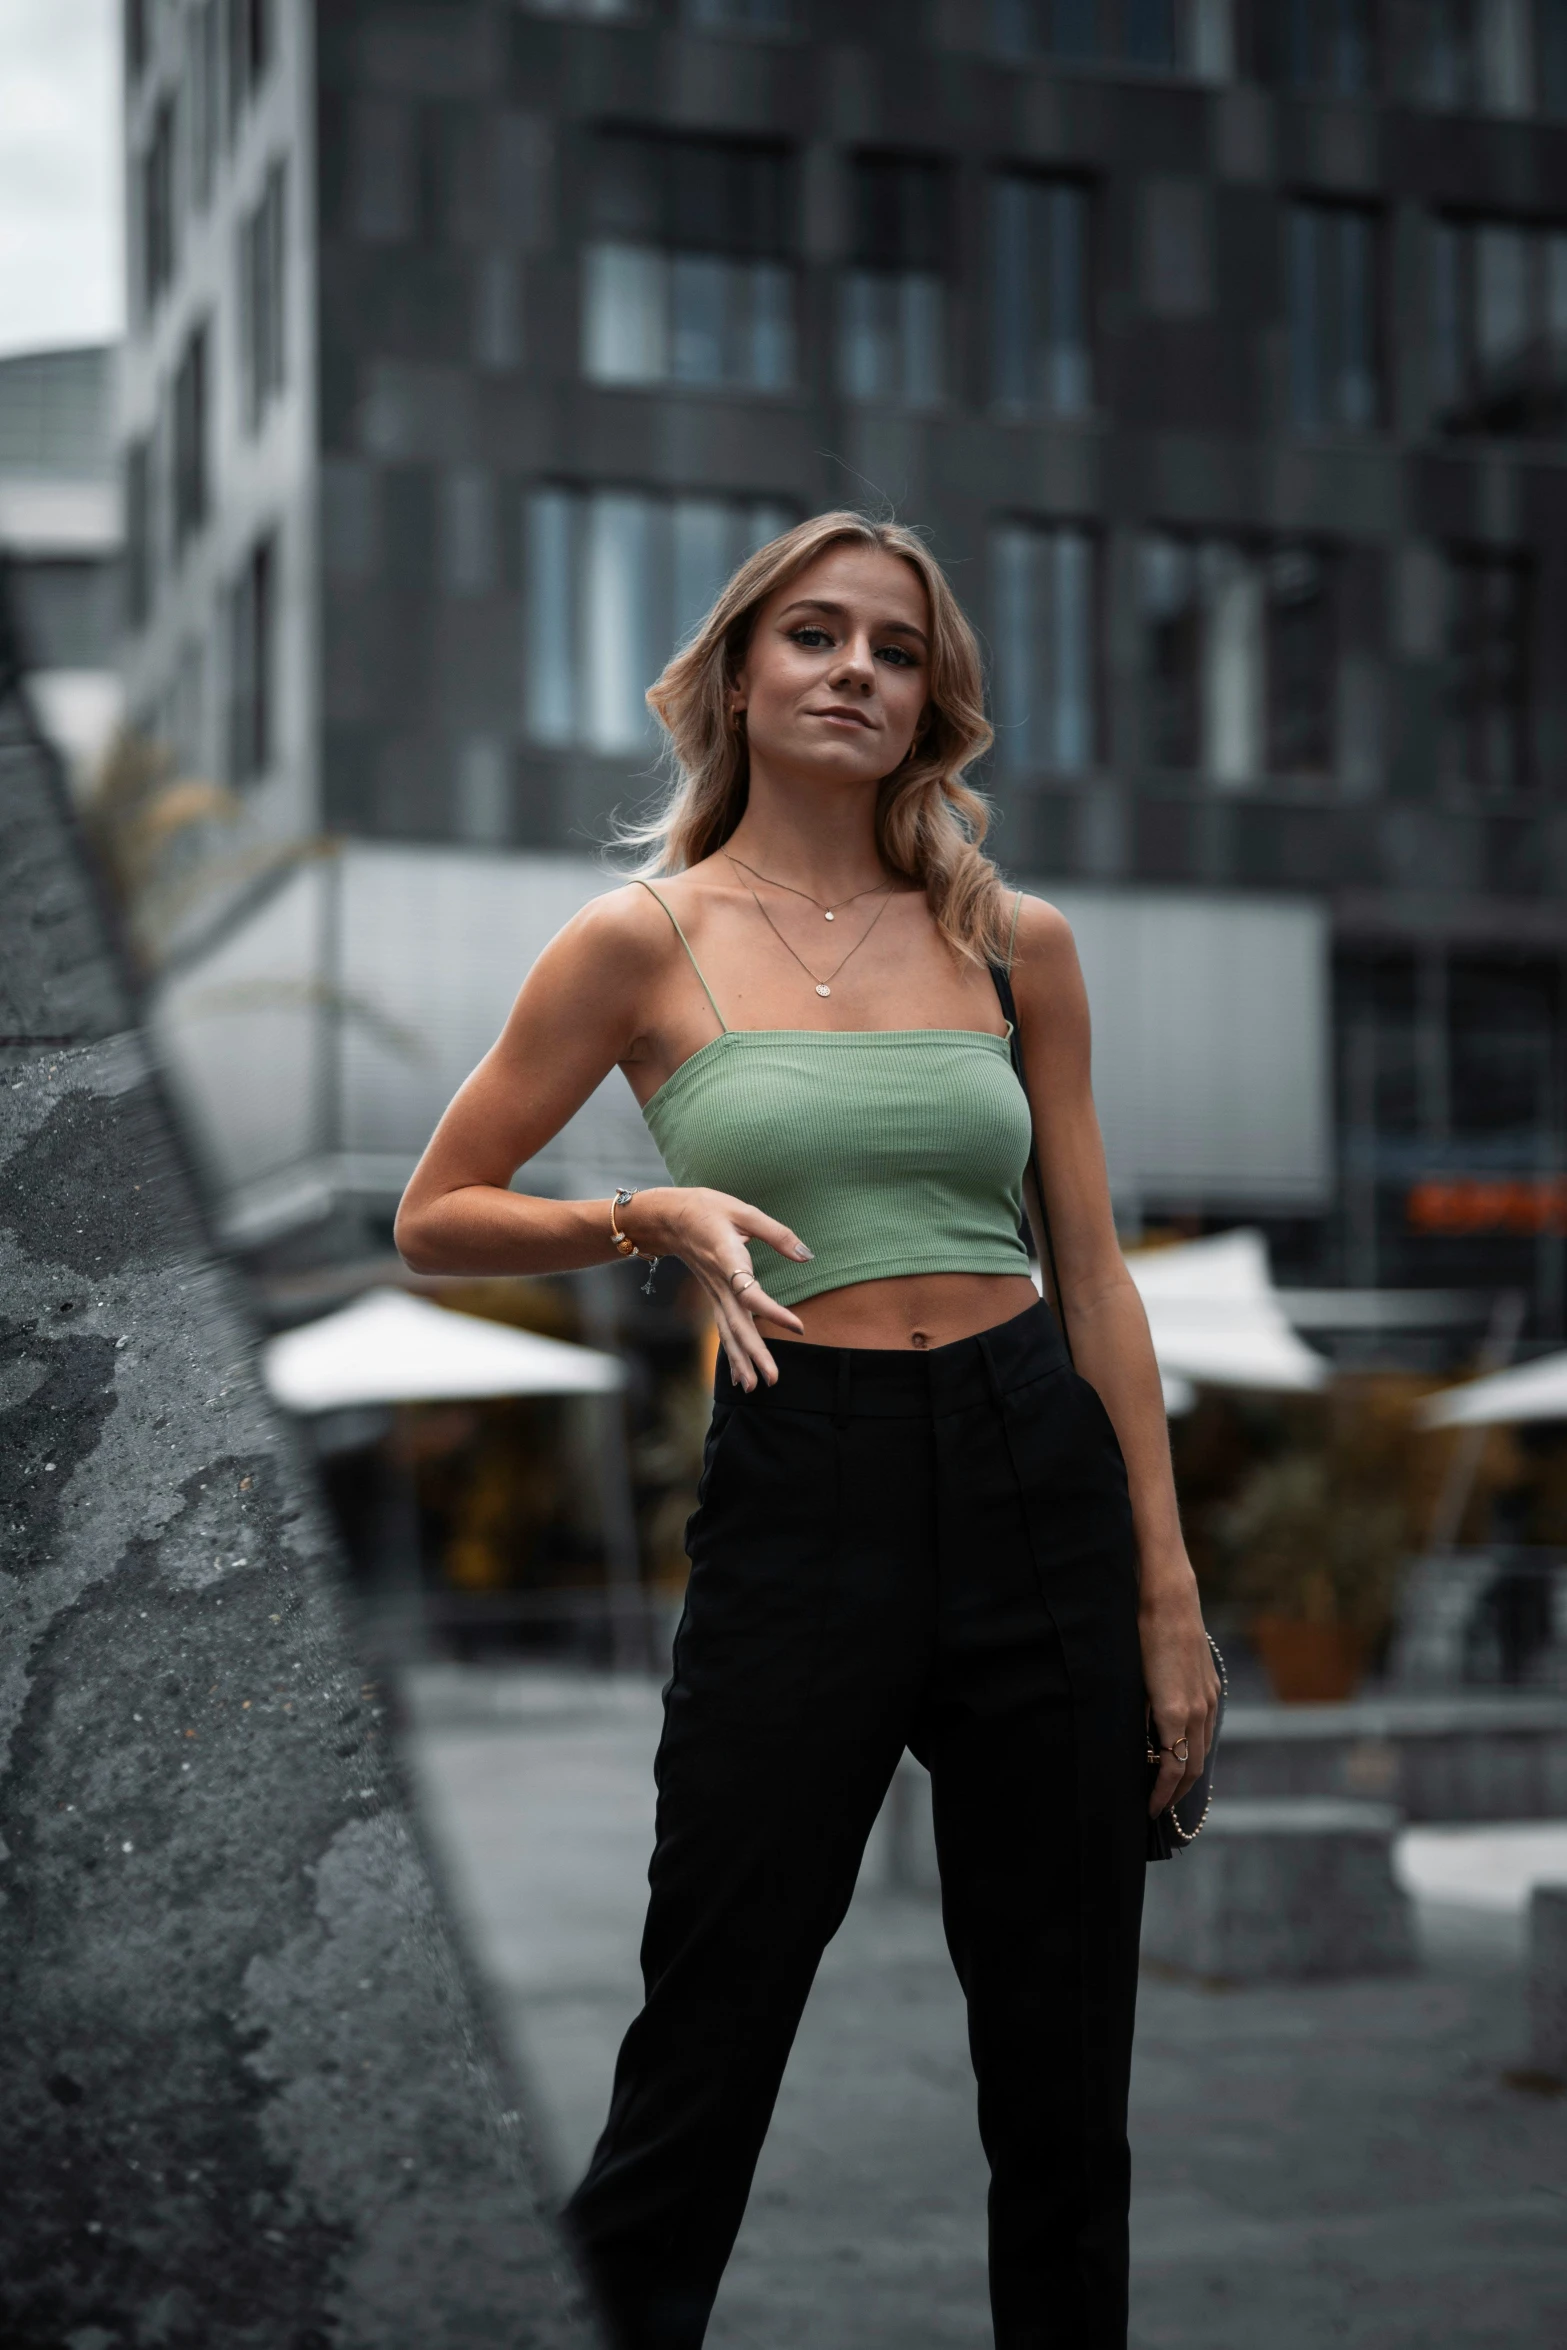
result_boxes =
[1011,895,1219,1811]
[392,885,810,1389]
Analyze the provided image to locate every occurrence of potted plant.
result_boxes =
[1219,1443,1410,1704]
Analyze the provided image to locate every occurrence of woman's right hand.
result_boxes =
[621,1186,811,1391]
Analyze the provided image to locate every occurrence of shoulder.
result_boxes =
[1006,889,1079,977]
[521,878,696,1005]
[552,877,687,962]
[1004,890,1090,1030]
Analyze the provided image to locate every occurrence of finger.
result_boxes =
[705,1287,758,1391]
[717,1294,779,1390]
[743,1286,804,1335]
[715,1316,755,1394]
[1149,1753,1183,1816]
[1149,1724,1204,1812]
[731,1205,814,1265]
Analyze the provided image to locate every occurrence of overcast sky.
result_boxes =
[0,0,121,358]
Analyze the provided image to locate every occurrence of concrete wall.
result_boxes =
[0,698,598,2345]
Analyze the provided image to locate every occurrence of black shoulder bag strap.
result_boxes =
[988,944,1072,1366]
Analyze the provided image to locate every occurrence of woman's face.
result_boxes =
[730,544,932,789]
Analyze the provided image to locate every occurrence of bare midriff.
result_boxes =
[780,1269,1040,1353]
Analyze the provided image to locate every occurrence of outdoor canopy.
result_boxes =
[1417,1349,1567,1430]
[261,1286,625,1413]
[1123,1228,1331,1403]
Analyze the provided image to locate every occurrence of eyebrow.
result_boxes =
[777,596,929,648]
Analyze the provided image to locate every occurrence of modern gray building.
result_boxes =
[120,0,1567,1336]
[0,344,122,783]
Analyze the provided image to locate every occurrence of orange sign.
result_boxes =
[1407,1176,1567,1236]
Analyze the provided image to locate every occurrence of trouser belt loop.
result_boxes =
[976,1330,1007,1415]
[833,1351,852,1430]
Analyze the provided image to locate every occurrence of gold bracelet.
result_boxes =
[609,1187,640,1259]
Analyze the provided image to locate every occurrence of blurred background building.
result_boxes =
[114,0,1567,1337]
[0,343,122,783]
[100,0,1567,1666]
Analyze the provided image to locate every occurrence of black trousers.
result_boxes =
[562,1300,1148,2350]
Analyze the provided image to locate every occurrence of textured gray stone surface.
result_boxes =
[0,710,600,2347]
[1530,1885,1567,2079]
[1140,1800,1416,1982]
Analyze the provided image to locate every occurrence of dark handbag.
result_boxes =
[988,956,1226,1862]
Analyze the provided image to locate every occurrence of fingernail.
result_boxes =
[793,1244,813,1260]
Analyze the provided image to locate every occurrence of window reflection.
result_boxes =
[525,490,794,752]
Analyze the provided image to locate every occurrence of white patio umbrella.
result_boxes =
[1124,1229,1331,1401]
[1417,1350,1567,1430]
[262,1286,624,1413]
[262,1287,643,1665]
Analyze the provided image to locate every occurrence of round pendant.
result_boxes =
[815,983,832,997]
[824,909,835,920]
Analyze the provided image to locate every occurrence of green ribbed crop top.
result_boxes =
[635,882,1033,1309]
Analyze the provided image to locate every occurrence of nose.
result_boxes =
[828,632,877,694]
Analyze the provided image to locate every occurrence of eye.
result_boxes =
[877,644,920,668]
[789,626,833,648]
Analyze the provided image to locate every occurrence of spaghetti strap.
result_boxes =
[1006,887,1024,975]
[634,879,729,1035]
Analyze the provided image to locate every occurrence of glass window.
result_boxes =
[1266,546,1334,776]
[1442,552,1532,795]
[1413,1,1475,105]
[228,534,276,784]
[141,98,179,316]
[1412,0,1562,112]
[474,252,523,372]
[226,0,273,130]
[1282,0,1375,93]
[1138,536,1335,786]
[991,524,1097,778]
[239,159,287,430]
[684,0,794,26]
[993,177,1091,416]
[1543,0,1567,114]
[125,441,153,631]
[1289,202,1379,432]
[186,3,220,212]
[172,323,210,555]
[1430,213,1567,435]
[582,134,795,391]
[840,156,949,408]
[525,490,793,751]
[1123,0,1178,67]
[126,0,150,82]
[991,0,1209,69]
[439,469,497,598]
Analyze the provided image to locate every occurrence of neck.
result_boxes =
[723,771,888,899]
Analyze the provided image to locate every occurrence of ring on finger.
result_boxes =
[729,1268,757,1296]
[1167,1737,1190,1764]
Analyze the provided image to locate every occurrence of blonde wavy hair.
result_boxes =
[623,510,1013,966]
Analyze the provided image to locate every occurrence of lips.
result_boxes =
[807,707,875,729]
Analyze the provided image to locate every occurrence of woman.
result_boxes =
[395,511,1219,2350]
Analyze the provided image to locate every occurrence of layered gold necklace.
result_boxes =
[722,853,896,1000]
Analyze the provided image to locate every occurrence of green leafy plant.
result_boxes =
[1219,1449,1409,1636]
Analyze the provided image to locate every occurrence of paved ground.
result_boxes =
[400,1666,1567,2350]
